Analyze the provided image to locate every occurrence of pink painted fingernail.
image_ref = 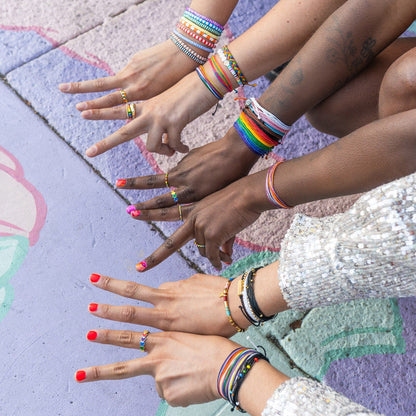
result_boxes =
[87,330,98,340]
[131,210,141,217]
[116,179,126,187]
[90,273,100,283]
[126,205,136,214]
[89,303,98,312]
[59,83,70,92]
[136,261,147,272]
[75,370,86,381]
[85,145,98,157]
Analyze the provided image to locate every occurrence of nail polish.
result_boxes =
[87,330,97,340]
[131,210,141,217]
[136,261,147,272]
[116,179,126,187]
[224,262,232,266]
[126,205,136,214]
[76,370,86,381]
[89,303,98,312]
[89,273,100,283]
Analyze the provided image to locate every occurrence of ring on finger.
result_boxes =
[194,241,206,248]
[126,103,136,119]
[170,189,179,204]
[164,172,170,188]
[178,204,183,221]
[140,330,150,352]
[120,89,128,103]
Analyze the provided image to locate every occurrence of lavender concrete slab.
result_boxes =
[0,0,141,74]
[0,79,195,415]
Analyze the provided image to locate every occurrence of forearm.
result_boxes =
[259,0,416,124]
[229,0,348,81]
[189,0,239,26]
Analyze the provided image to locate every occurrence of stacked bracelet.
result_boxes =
[220,279,246,333]
[266,162,292,209]
[170,33,207,65]
[217,347,269,412]
[219,45,250,87]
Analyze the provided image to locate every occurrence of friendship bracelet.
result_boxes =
[185,7,224,31]
[173,29,214,53]
[219,279,246,333]
[196,65,224,100]
[176,23,216,48]
[180,18,219,42]
[221,45,250,86]
[170,33,207,65]
[209,54,234,92]
[249,97,291,133]
[183,10,223,36]
[266,162,292,209]
[238,271,261,326]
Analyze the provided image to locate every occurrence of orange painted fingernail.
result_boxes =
[126,205,136,214]
[131,210,141,217]
[87,330,97,340]
[89,303,98,312]
[116,179,126,187]
[90,273,100,283]
[136,261,147,272]
[76,370,86,381]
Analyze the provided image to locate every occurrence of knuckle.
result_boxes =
[119,125,131,139]
[118,331,133,345]
[94,79,106,89]
[113,362,129,377]
[146,175,158,187]
[101,276,112,290]
[120,305,136,322]
[122,281,139,298]
[91,366,101,380]
[72,82,82,92]
[163,237,175,251]
[155,197,165,208]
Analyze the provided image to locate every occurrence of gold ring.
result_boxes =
[126,103,136,119]
[194,241,206,248]
[120,89,128,103]
[178,204,183,221]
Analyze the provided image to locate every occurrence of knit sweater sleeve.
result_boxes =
[278,172,416,310]
[262,377,384,416]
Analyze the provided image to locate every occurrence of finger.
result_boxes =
[75,356,153,382]
[85,117,147,157]
[166,126,189,154]
[88,303,166,328]
[130,188,190,212]
[86,329,142,349]
[80,104,129,120]
[146,126,175,156]
[115,174,167,190]
[76,90,130,111]
[205,240,222,271]
[59,76,119,94]
[136,223,194,272]
[88,273,159,303]
[129,204,194,222]
[219,250,232,265]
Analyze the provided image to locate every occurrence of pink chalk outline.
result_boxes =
[0,147,47,246]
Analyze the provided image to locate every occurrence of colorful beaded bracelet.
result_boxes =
[180,18,219,42]
[219,279,245,333]
[176,23,217,48]
[172,29,214,53]
[266,162,292,209]
[170,33,207,65]
[183,10,223,36]
[185,7,224,29]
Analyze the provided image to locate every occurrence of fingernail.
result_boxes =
[86,145,98,157]
[75,370,86,381]
[76,102,87,111]
[90,273,100,283]
[136,261,147,272]
[116,179,126,187]
[59,83,70,92]
[126,205,136,214]
[89,303,98,312]
[131,210,141,217]
[87,330,97,340]
[224,262,231,265]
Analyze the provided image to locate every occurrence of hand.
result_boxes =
[60,61,218,156]
[75,329,240,406]
[132,169,272,271]
[59,40,198,109]
[117,128,259,209]
[86,272,249,336]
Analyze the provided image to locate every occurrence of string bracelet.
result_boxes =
[238,270,261,326]
[196,65,225,100]
[176,23,216,48]
[217,347,269,412]
[169,33,207,65]
[183,9,223,37]
[209,54,234,93]
[220,45,257,88]
[180,18,219,42]
[172,29,214,53]
[266,162,292,209]
[185,7,224,32]
[219,279,246,333]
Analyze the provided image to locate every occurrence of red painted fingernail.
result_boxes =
[87,330,97,340]
[131,210,141,217]
[89,303,98,312]
[224,262,231,265]
[116,179,126,187]
[136,261,147,272]
[89,273,100,283]
[126,205,136,214]
[76,370,86,381]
